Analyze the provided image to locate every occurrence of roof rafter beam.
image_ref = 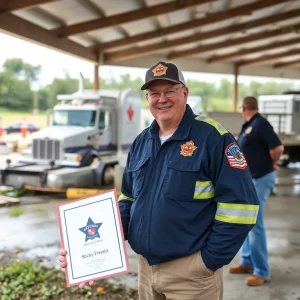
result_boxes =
[237,49,300,67]
[167,23,300,60]
[0,0,58,13]
[77,0,130,39]
[207,36,300,63]
[0,13,98,63]
[94,0,291,51]
[273,59,300,68]
[105,12,300,62]
[55,0,213,37]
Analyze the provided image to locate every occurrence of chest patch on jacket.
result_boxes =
[225,142,247,169]
[180,141,197,157]
[245,126,252,135]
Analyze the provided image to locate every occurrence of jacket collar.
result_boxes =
[242,112,260,129]
[146,104,194,141]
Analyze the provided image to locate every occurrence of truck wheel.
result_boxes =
[102,165,115,185]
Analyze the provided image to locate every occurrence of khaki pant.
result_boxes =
[138,251,223,300]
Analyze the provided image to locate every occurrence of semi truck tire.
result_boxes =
[102,165,115,186]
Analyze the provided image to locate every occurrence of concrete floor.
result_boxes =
[0,166,299,300]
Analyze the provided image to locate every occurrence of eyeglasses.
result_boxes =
[146,86,183,101]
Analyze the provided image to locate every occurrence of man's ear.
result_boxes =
[146,94,150,106]
[183,87,189,102]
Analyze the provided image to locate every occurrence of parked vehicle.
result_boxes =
[258,92,300,166]
[0,76,141,189]
[4,122,40,134]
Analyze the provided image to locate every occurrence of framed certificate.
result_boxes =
[57,189,129,286]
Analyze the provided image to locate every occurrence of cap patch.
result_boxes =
[152,63,168,77]
[180,141,197,157]
[225,142,247,170]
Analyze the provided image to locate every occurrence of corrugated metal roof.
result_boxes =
[0,0,300,79]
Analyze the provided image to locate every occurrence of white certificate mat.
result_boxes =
[57,189,129,286]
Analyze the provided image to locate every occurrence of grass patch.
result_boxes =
[8,206,24,217]
[0,260,138,299]
[0,108,47,128]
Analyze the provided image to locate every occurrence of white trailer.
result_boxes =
[0,84,141,189]
[258,92,300,166]
[258,93,300,135]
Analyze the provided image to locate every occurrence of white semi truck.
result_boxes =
[0,84,140,189]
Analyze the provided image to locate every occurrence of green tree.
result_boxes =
[259,81,294,95]
[46,78,80,108]
[3,58,41,84]
[218,79,233,99]
[248,81,263,99]
[238,83,251,106]
[0,70,33,110]
[186,80,217,111]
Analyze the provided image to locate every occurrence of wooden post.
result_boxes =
[233,64,239,112]
[93,64,99,91]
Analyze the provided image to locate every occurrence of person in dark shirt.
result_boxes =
[229,96,284,286]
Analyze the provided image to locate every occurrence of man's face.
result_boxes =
[146,80,188,125]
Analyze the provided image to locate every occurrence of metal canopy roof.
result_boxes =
[1,0,300,79]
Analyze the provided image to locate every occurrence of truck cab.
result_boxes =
[21,89,140,168]
[0,87,141,189]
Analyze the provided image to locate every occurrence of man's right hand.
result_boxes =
[59,249,68,268]
[59,249,94,288]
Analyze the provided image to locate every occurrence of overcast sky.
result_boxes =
[1,32,299,89]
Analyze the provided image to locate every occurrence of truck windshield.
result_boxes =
[53,110,96,127]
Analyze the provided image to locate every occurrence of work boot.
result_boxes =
[245,275,270,286]
[229,264,253,274]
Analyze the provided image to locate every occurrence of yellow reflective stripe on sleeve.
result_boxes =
[215,202,259,224]
[194,181,215,199]
[195,115,228,135]
[118,194,134,202]
[194,191,215,199]
[196,181,212,187]
[215,214,257,224]
[217,202,259,211]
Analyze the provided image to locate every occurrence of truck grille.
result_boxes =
[33,139,62,161]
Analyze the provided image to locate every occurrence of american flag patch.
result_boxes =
[225,142,247,170]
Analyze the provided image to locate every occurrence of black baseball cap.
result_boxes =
[141,61,186,90]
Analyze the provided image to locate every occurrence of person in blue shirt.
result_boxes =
[229,96,284,286]
[60,62,259,300]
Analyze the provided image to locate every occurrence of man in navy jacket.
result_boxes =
[60,62,259,300]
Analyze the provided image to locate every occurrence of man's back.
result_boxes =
[238,113,282,179]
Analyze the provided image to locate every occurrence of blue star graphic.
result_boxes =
[79,217,102,242]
